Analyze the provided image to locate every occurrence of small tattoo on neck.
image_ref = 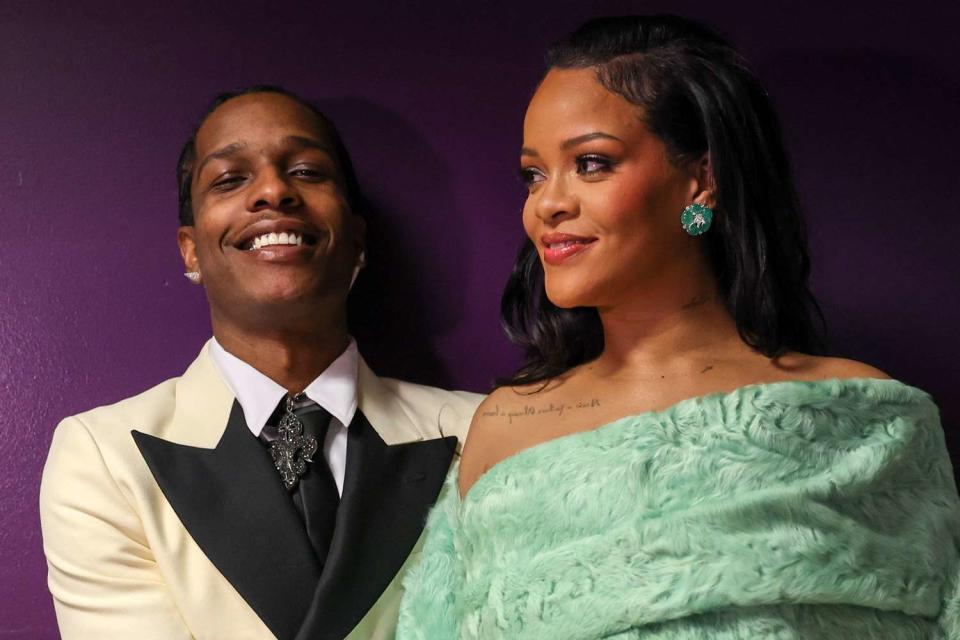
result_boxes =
[700,365,714,374]
[481,398,602,425]
[682,294,710,309]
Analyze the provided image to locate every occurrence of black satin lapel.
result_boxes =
[133,401,321,640]
[295,411,457,640]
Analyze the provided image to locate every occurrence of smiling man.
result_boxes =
[39,87,481,640]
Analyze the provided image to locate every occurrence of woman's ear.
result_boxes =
[177,226,199,272]
[688,152,716,207]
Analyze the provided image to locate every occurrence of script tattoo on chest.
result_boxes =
[481,398,601,425]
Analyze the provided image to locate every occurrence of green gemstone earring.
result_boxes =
[680,202,713,236]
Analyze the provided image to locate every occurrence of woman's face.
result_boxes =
[521,68,708,310]
[178,93,364,325]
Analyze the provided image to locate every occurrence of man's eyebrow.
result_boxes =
[560,131,623,150]
[195,136,334,176]
[195,142,247,175]
[283,135,335,155]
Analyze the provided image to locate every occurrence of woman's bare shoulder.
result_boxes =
[772,352,891,381]
[459,382,556,498]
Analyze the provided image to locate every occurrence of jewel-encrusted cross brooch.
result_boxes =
[269,394,318,490]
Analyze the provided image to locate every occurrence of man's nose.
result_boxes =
[246,168,302,211]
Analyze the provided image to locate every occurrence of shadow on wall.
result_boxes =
[763,50,960,466]
[316,97,469,389]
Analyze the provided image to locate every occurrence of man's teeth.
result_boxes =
[251,232,304,250]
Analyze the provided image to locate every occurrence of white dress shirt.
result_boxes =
[209,338,359,496]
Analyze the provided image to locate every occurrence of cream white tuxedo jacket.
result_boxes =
[40,341,482,640]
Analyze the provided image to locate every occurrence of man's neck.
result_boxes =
[211,320,350,394]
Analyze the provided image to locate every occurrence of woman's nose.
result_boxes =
[246,168,302,211]
[534,175,578,224]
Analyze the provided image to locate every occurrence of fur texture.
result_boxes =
[398,379,960,639]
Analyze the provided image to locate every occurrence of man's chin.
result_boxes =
[208,279,325,311]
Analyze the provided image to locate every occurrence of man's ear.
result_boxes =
[177,226,199,272]
[353,215,366,262]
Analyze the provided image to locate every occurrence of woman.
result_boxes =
[398,15,960,639]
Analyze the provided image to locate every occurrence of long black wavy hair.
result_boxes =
[500,15,825,388]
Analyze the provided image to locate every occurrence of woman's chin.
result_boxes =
[544,285,600,310]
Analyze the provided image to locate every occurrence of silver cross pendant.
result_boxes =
[269,394,319,490]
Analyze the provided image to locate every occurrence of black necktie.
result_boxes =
[260,397,341,568]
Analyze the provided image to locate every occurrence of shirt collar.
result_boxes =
[209,337,359,437]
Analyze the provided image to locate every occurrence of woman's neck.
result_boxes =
[593,287,743,380]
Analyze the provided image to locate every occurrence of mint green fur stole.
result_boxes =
[398,379,960,639]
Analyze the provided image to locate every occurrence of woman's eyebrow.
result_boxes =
[560,131,623,150]
[521,131,625,158]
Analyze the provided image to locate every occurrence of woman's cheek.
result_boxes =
[521,202,538,240]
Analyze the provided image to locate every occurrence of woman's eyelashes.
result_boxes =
[519,166,545,188]
[575,154,616,176]
[519,154,617,190]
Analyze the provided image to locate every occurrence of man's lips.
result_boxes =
[231,218,321,251]
[541,233,597,265]
[244,243,311,261]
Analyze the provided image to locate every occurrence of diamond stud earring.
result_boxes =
[350,252,366,290]
[184,271,202,284]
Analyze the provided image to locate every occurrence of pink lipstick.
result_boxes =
[541,233,597,266]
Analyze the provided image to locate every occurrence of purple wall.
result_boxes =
[2,1,958,636]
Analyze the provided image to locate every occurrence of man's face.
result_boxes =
[178,93,364,329]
